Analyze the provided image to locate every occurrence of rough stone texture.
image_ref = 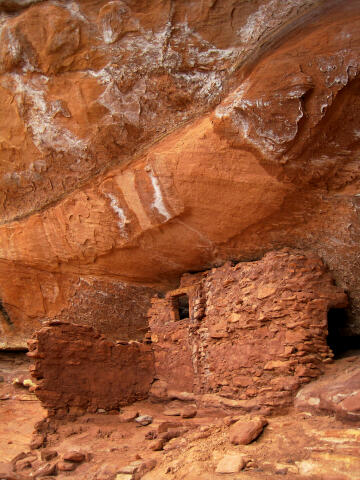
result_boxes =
[215,454,246,474]
[295,355,360,423]
[229,417,267,445]
[0,264,157,349]
[148,294,195,393]
[0,0,322,224]
[0,0,360,347]
[149,250,347,410]
[28,321,155,416]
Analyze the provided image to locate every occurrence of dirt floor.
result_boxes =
[0,352,360,480]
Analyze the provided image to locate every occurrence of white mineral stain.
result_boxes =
[237,0,312,44]
[5,74,87,156]
[148,169,171,221]
[106,193,128,234]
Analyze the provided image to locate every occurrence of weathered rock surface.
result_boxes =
[229,417,267,445]
[295,355,360,423]
[28,321,155,416]
[215,454,246,474]
[0,264,157,349]
[0,0,360,347]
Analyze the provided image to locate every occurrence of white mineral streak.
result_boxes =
[106,193,128,234]
[148,169,171,221]
[6,74,87,156]
[214,82,250,119]
[89,21,238,116]
[0,26,35,73]
[62,1,88,23]
[98,78,146,126]
[237,0,312,44]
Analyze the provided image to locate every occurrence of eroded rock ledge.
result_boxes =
[1,1,360,350]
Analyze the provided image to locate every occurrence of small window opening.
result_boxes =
[177,294,190,320]
[327,308,360,358]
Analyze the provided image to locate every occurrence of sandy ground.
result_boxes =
[0,352,359,479]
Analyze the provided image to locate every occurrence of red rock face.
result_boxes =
[295,355,360,423]
[0,0,359,348]
[28,321,155,416]
[0,263,157,349]
[149,250,347,410]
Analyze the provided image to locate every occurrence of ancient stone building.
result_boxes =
[149,250,347,411]
[28,321,154,417]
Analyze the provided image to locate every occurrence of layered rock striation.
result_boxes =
[0,0,359,347]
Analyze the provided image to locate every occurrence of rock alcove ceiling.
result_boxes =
[0,1,360,478]
[0,0,359,350]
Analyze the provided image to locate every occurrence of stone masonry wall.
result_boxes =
[28,321,154,417]
[148,250,348,410]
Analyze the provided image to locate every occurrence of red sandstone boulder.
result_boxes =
[117,459,156,479]
[63,451,86,463]
[295,356,360,423]
[215,454,246,474]
[229,417,268,445]
[57,461,76,472]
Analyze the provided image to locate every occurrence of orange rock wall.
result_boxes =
[149,250,347,409]
[0,0,360,347]
[0,262,157,349]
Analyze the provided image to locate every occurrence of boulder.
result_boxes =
[215,454,246,474]
[295,357,360,423]
[229,418,268,445]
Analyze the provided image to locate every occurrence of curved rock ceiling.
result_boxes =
[0,0,359,347]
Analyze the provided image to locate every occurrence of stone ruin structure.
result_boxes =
[28,250,347,416]
[28,322,154,417]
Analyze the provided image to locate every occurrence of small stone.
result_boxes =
[181,407,197,418]
[215,454,246,474]
[168,390,196,401]
[23,378,36,389]
[135,415,153,426]
[41,450,58,461]
[157,421,183,433]
[97,408,107,413]
[117,459,156,479]
[30,434,45,450]
[32,463,57,477]
[149,438,165,451]
[16,459,32,471]
[119,409,139,422]
[57,461,77,471]
[118,461,143,474]
[223,416,240,427]
[163,409,181,416]
[163,438,187,451]
[229,417,267,445]
[115,474,133,480]
[63,451,86,462]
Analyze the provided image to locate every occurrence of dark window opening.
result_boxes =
[177,294,190,320]
[327,308,360,358]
